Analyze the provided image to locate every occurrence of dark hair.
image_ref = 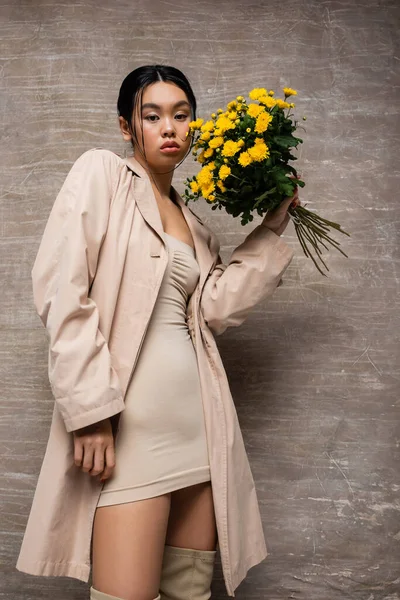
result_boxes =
[117,64,197,170]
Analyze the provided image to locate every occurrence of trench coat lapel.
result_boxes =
[122,157,165,250]
[123,154,215,290]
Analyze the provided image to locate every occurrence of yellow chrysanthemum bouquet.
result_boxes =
[183,87,350,275]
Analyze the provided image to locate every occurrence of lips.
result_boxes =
[160,141,180,149]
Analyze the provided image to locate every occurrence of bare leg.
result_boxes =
[91,493,171,600]
[158,482,217,599]
[165,481,218,550]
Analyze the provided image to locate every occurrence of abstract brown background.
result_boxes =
[1,1,399,598]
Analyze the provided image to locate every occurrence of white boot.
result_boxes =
[159,545,217,599]
[90,585,160,600]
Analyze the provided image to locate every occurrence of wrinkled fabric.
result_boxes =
[16,148,295,596]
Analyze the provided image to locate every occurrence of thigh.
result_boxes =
[165,481,218,551]
[92,493,171,600]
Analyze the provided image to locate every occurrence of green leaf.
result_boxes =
[274,135,296,148]
[254,187,277,205]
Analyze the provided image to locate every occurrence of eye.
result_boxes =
[144,113,188,122]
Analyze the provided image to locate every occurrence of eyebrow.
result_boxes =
[141,100,191,111]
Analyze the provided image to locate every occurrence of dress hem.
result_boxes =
[96,465,211,506]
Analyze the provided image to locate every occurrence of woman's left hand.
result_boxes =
[261,176,301,236]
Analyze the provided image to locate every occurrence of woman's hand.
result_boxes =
[73,417,115,483]
[261,176,301,236]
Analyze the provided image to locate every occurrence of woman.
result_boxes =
[16,65,298,599]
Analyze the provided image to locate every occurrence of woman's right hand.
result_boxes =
[73,417,115,482]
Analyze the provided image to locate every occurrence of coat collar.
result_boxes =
[121,154,215,291]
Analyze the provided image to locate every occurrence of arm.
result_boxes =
[199,223,295,336]
[31,148,125,433]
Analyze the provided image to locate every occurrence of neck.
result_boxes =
[131,153,175,200]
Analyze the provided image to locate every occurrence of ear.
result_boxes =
[119,116,132,142]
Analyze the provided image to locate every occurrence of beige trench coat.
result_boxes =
[16,148,295,596]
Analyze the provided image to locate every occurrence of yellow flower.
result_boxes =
[200,120,215,133]
[217,108,223,114]
[221,140,240,157]
[254,137,264,144]
[215,115,235,133]
[236,95,245,102]
[208,160,216,170]
[204,147,214,158]
[238,139,245,147]
[208,194,216,201]
[238,151,252,167]
[228,111,238,121]
[247,103,264,118]
[200,131,211,142]
[275,99,291,109]
[202,181,215,199]
[219,165,231,180]
[268,90,274,96]
[197,166,214,187]
[258,95,276,109]
[190,180,199,193]
[246,127,251,133]
[227,100,237,110]
[197,150,206,164]
[211,113,216,118]
[248,142,269,161]
[189,118,204,130]
[255,111,273,134]
[248,87,268,101]
[217,180,227,192]
[283,87,297,97]
[208,136,224,149]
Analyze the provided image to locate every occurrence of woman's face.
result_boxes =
[125,80,193,172]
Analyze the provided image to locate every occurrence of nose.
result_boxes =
[161,116,176,136]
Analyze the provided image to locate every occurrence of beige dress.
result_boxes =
[97,231,211,507]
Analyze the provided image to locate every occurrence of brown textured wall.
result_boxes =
[2,1,399,598]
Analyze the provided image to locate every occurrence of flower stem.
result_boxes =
[295,222,329,276]
[288,204,350,274]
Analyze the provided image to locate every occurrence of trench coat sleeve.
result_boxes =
[31,148,125,433]
[199,223,295,336]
